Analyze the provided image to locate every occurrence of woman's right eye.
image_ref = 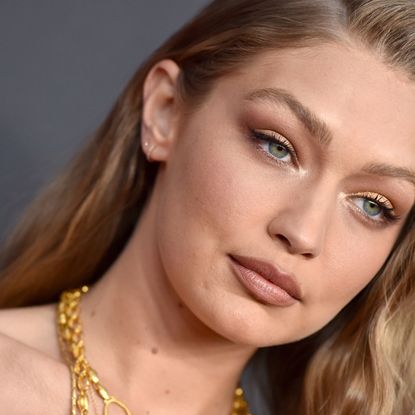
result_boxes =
[248,129,297,166]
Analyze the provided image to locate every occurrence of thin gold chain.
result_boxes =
[57,286,252,415]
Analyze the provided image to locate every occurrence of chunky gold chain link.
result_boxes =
[57,286,252,415]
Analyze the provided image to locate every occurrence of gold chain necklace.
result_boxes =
[57,286,252,415]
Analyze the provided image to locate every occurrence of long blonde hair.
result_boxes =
[1,1,415,413]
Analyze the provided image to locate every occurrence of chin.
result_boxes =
[186,293,307,347]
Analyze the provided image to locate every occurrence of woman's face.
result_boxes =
[148,43,415,346]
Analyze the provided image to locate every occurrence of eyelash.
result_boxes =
[248,128,401,226]
[348,193,400,226]
[249,129,298,166]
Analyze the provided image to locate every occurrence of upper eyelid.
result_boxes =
[255,129,292,145]
[350,191,394,210]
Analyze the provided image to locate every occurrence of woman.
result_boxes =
[0,0,414,414]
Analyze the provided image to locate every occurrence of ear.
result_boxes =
[140,59,182,162]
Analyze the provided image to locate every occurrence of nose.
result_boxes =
[267,184,335,258]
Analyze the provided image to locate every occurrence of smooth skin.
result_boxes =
[1,42,415,414]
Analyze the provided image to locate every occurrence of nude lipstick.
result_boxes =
[229,254,302,307]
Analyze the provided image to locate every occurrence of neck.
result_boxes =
[79,199,257,415]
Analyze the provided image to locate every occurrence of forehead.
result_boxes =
[214,42,415,167]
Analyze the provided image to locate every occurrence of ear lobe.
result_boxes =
[141,59,182,162]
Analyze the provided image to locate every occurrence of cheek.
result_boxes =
[333,214,398,298]
[284,237,394,341]
[308,222,396,327]
[157,128,266,259]
[153,125,283,341]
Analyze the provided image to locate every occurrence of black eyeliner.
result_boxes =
[248,128,298,165]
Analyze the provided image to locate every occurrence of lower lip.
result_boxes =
[229,256,297,307]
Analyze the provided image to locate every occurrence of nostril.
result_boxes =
[275,234,316,258]
[276,234,291,246]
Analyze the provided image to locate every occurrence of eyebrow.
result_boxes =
[245,87,333,148]
[362,163,415,187]
[244,87,415,188]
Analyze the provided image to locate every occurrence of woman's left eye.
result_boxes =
[249,129,297,165]
[351,193,400,225]
[355,198,382,217]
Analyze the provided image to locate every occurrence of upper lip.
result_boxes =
[229,254,303,301]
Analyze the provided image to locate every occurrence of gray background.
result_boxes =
[0,1,208,242]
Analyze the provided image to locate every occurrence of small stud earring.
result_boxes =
[142,141,154,162]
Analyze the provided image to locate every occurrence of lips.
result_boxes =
[229,254,302,301]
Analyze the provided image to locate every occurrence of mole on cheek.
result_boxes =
[151,347,159,354]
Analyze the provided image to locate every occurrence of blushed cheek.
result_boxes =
[168,133,268,247]
[154,124,271,306]
[317,229,395,314]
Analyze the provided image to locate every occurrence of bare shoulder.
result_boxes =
[0,305,70,414]
[0,303,60,359]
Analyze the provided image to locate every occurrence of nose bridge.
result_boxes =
[267,175,336,257]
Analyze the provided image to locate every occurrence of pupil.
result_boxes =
[364,200,381,216]
[269,143,288,159]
